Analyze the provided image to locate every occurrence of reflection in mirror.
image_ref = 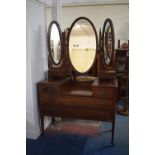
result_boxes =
[104,23,112,65]
[69,18,96,73]
[49,22,61,65]
[103,19,114,66]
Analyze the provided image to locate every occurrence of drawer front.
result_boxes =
[42,105,113,121]
[92,87,114,98]
[43,95,114,109]
[41,86,60,94]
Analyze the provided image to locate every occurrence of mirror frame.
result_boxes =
[102,18,115,66]
[68,17,98,74]
[47,21,63,66]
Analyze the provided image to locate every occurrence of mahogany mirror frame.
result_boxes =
[67,16,98,75]
[102,18,115,66]
[47,20,63,66]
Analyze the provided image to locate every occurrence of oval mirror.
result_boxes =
[68,17,97,73]
[48,21,62,65]
[102,18,115,66]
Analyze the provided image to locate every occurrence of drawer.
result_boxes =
[92,87,114,98]
[43,95,114,109]
[41,86,60,94]
[42,105,113,121]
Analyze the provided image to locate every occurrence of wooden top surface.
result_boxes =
[92,78,118,88]
[38,77,118,88]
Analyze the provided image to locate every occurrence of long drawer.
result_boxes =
[42,105,113,121]
[41,95,115,109]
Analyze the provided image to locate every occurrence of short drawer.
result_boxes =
[92,87,114,98]
[41,86,60,94]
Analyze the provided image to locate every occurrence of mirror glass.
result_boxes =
[103,20,114,65]
[49,22,61,65]
[69,18,96,73]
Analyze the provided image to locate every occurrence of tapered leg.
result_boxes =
[52,117,55,125]
[111,119,115,145]
[41,114,44,134]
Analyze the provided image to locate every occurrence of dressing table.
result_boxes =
[37,17,118,145]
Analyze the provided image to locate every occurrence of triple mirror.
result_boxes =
[47,17,115,78]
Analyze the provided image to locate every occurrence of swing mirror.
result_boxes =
[102,18,115,66]
[68,17,98,73]
[48,21,62,65]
